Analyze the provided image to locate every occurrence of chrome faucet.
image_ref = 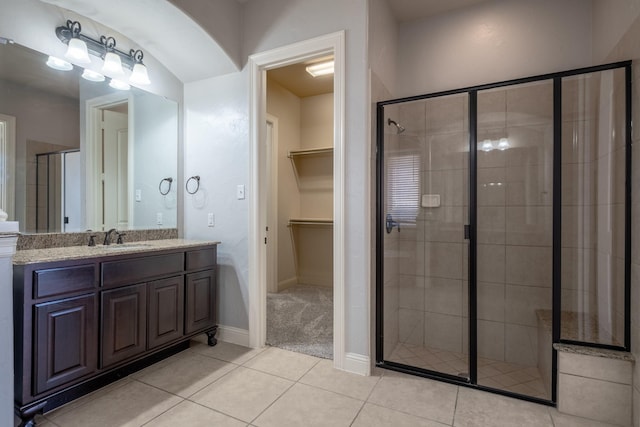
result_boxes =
[103,228,117,245]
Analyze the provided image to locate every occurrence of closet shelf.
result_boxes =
[287,147,333,158]
[288,218,333,227]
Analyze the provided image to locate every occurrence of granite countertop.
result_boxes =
[13,239,220,265]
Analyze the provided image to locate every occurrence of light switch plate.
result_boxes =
[421,194,441,208]
[156,213,163,225]
[135,189,142,202]
[237,184,245,200]
[207,213,215,227]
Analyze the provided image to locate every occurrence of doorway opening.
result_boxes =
[264,58,335,359]
[248,31,347,369]
[86,94,130,231]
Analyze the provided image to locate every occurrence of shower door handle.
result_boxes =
[386,214,400,234]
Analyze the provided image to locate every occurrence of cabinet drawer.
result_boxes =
[34,264,96,299]
[101,253,183,288]
[185,247,217,271]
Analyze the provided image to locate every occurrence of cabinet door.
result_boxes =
[148,276,184,350]
[101,284,146,368]
[34,294,97,395]
[185,270,217,334]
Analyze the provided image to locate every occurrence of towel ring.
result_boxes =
[186,175,200,195]
[158,177,173,195]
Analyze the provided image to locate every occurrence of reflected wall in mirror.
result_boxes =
[0,41,178,233]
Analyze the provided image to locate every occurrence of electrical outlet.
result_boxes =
[156,213,163,225]
[135,189,142,202]
[237,184,245,200]
[207,213,215,227]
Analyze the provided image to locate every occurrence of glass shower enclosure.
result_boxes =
[376,61,631,403]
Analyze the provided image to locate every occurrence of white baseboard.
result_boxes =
[343,353,371,376]
[277,277,298,291]
[217,325,250,347]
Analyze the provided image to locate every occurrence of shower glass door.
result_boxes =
[381,93,470,380]
[475,80,553,400]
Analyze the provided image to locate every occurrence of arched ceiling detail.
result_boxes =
[39,0,241,82]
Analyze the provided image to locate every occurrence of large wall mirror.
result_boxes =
[0,41,178,233]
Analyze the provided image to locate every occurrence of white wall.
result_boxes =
[396,0,593,97]
[592,0,640,63]
[132,92,178,229]
[184,0,370,356]
[368,0,398,97]
[184,70,250,331]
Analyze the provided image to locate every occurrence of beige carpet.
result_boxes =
[266,284,333,359]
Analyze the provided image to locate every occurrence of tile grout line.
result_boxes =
[451,385,460,427]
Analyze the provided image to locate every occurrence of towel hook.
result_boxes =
[158,177,173,195]
[186,175,200,195]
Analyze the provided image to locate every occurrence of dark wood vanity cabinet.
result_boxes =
[148,276,185,350]
[101,283,147,368]
[14,243,218,424]
[33,293,98,395]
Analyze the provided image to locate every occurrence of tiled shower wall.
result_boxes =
[561,70,627,346]
[392,83,556,367]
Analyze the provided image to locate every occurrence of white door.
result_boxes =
[63,151,82,232]
[102,110,128,230]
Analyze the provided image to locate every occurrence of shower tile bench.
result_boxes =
[536,310,634,426]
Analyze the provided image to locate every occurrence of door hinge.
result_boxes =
[264,237,267,244]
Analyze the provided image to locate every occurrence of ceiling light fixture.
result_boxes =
[55,20,151,85]
[305,60,334,77]
[46,55,73,71]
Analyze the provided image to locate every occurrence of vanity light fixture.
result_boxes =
[46,56,73,71]
[129,50,151,85]
[81,69,105,82]
[63,21,91,64]
[101,36,125,77]
[55,20,152,85]
[305,60,334,77]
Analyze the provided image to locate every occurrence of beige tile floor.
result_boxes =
[389,343,548,399]
[27,339,618,427]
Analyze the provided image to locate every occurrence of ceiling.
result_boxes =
[387,0,492,22]
[268,57,334,98]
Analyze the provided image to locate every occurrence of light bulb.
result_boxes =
[130,63,151,85]
[46,56,73,71]
[498,138,510,151]
[65,38,91,64]
[102,52,125,77]
[109,79,130,90]
[81,69,105,82]
[481,139,494,152]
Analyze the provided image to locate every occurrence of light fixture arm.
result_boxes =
[55,20,144,70]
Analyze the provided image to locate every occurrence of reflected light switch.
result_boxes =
[135,189,142,202]
[422,194,440,208]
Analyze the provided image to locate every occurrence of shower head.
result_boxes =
[387,118,405,134]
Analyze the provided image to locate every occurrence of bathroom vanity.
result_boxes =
[12,240,219,425]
